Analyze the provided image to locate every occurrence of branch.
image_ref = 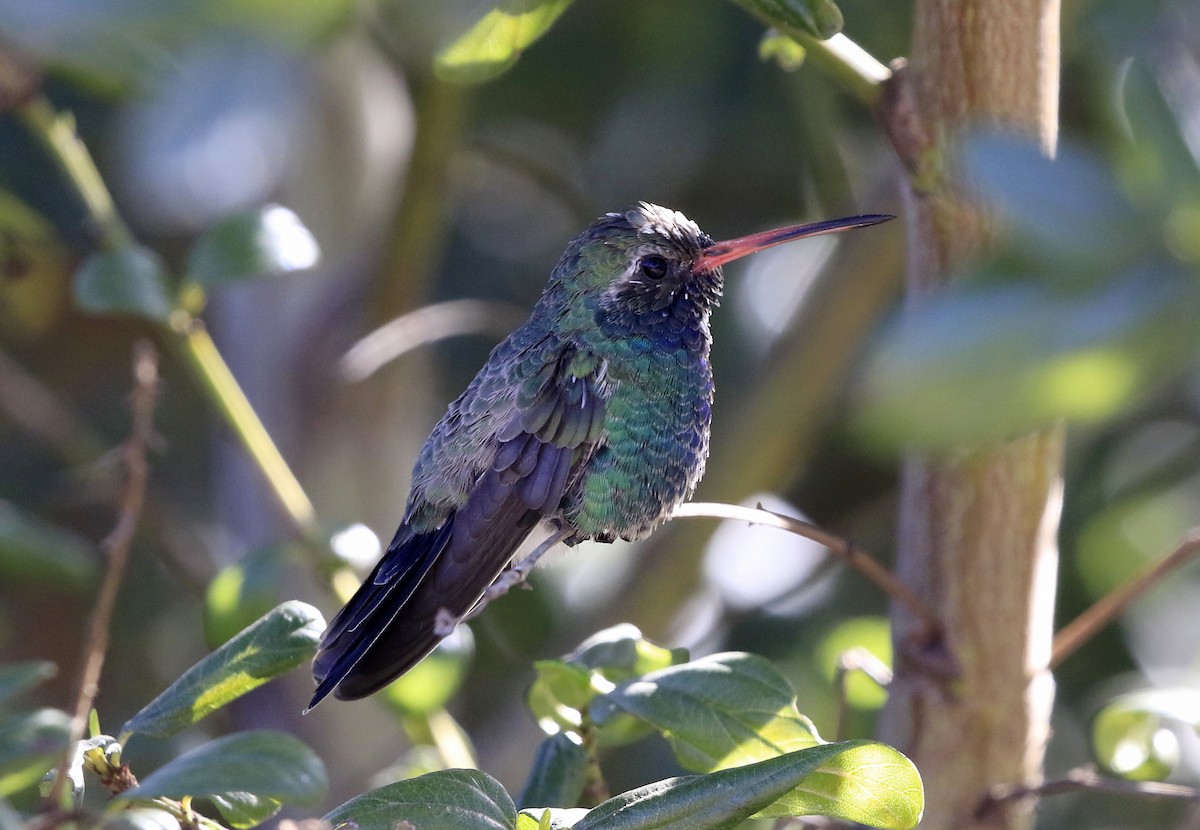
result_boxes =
[340,299,526,382]
[672,502,942,636]
[1052,529,1200,668]
[47,341,158,809]
[980,764,1200,819]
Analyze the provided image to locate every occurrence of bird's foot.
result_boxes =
[433,607,460,638]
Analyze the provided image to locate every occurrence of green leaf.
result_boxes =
[100,808,181,830]
[186,206,320,288]
[0,662,57,708]
[518,808,588,829]
[206,792,283,828]
[852,271,1200,451]
[591,653,821,772]
[119,731,327,807]
[961,132,1149,275]
[568,625,685,682]
[120,601,324,740]
[1092,688,1200,781]
[0,708,72,797]
[573,742,921,830]
[74,245,174,322]
[758,29,806,71]
[203,545,289,649]
[434,0,575,84]
[529,661,593,733]
[729,0,844,40]
[519,733,589,810]
[323,768,516,830]
[0,500,96,589]
[380,627,474,716]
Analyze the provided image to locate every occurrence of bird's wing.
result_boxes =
[309,341,607,707]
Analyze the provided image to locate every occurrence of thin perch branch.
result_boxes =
[980,764,1200,819]
[47,341,158,809]
[672,501,942,635]
[1052,528,1200,668]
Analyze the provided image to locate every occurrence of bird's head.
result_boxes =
[552,202,892,326]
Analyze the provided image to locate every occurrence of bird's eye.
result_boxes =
[639,255,669,280]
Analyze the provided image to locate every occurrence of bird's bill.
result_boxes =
[698,213,894,269]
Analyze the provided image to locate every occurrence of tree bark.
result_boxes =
[877,3,1063,829]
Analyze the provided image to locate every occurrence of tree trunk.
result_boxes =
[877,3,1063,829]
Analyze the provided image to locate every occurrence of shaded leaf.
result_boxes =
[119,731,326,807]
[1092,688,1200,781]
[729,0,843,40]
[206,791,283,828]
[121,601,324,740]
[519,733,589,810]
[573,742,921,830]
[852,271,1200,451]
[186,206,319,287]
[568,625,684,682]
[323,768,516,830]
[0,708,72,797]
[0,500,96,589]
[435,0,574,84]
[961,132,1150,275]
[74,245,174,322]
[591,652,820,772]
[0,662,57,708]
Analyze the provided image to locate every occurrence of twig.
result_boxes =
[47,341,159,809]
[672,501,942,635]
[980,764,1200,820]
[1052,529,1200,668]
[173,317,319,539]
[340,299,526,382]
[832,646,892,742]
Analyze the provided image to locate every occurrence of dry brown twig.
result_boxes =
[47,341,159,809]
[1052,528,1200,668]
[980,764,1200,820]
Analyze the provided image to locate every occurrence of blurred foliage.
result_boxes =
[2,0,1200,828]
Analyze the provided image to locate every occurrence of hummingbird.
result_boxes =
[309,203,891,708]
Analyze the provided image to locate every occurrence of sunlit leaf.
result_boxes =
[100,807,181,830]
[0,708,71,797]
[517,808,588,829]
[0,662,57,708]
[961,132,1149,275]
[519,732,588,810]
[203,545,289,649]
[119,731,326,807]
[567,625,685,682]
[186,205,320,287]
[729,0,844,40]
[758,29,806,71]
[380,627,474,716]
[817,617,891,710]
[573,742,921,830]
[853,271,1200,451]
[74,245,174,322]
[120,601,324,740]
[0,500,96,589]
[435,0,575,84]
[591,652,821,772]
[323,768,516,830]
[206,791,283,828]
[1092,688,1200,781]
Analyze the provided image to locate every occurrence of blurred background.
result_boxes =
[3,0,1200,826]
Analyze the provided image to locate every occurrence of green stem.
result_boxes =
[16,96,133,249]
[18,92,322,543]
[792,32,891,106]
[173,316,320,539]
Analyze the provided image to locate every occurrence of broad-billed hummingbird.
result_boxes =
[309,203,891,708]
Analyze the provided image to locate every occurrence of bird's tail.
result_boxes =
[307,465,544,710]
